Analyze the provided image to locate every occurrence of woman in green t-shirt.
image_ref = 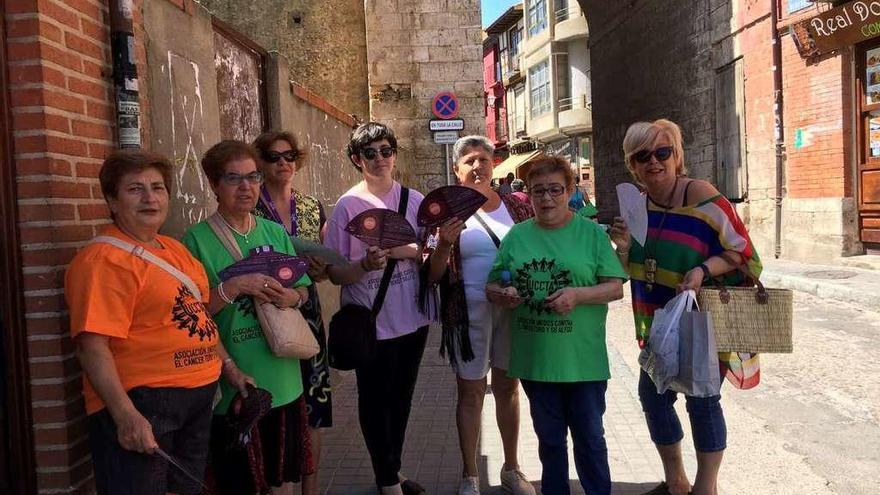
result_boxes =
[181,140,313,495]
[486,155,628,495]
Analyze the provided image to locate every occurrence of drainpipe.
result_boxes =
[771,0,785,258]
[109,0,141,148]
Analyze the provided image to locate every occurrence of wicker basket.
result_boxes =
[697,279,793,354]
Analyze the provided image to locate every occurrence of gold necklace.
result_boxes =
[219,213,254,243]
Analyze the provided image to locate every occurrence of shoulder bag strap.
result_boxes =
[91,236,203,301]
[472,211,501,248]
[206,213,244,261]
[371,187,409,316]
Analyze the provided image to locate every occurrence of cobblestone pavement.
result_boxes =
[317,312,674,494]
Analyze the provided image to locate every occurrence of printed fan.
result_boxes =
[417,185,488,228]
[345,208,418,249]
[218,245,308,287]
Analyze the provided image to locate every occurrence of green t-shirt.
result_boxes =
[181,216,310,414]
[488,215,628,382]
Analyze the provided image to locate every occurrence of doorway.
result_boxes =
[0,0,37,492]
[856,41,880,249]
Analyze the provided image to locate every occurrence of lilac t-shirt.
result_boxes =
[324,181,431,340]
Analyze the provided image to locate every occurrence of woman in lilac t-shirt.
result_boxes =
[324,122,430,495]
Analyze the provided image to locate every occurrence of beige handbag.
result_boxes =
[697,266,793,354]
[207,214,319,359]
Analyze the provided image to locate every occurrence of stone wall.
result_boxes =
[195,0,369,119]
[364,0,485,192]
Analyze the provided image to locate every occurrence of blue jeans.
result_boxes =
[638,369,727,452]
[521,380,610,495]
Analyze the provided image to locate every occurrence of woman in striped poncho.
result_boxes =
[609,119,762,495]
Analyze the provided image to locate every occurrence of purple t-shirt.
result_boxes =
[324,181,431,340]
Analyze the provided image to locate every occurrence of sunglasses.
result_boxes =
[360,146,396,161]
[262,150,298,163]
[634,146,673,164]
[529,184,567,198]
[221,171,263,186]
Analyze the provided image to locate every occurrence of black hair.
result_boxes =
[345,122,398,172]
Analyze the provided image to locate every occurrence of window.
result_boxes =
[556,0,569,22]
[714,59,747,200]
[529,61,551,117]
[513,85,526,133]
[509,26,522,56]
[580,136,591,165]
[555,53,570,104]
[495,60,502,82]
[788,0,811,14]
[528,0,547,37]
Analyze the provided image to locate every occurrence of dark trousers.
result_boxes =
[355,326,429,487]
[521,380,611,495]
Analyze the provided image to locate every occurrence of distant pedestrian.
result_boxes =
[422,135,535,495]
[499,172,515,195]
[66,150,234,495]
[487,154,628,495]
[610,119,762,495]
[510,179,529,203]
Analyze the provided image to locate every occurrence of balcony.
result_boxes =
[503,53,522,85]
[495,119,509,144]
[554,7,588,42]
[558,94,592,134]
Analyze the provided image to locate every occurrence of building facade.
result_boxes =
[483,31,508,157]
[488,0,594,196]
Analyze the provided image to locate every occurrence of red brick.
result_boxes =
[29,334,74,357]
[33,417,88,445]
[28,355,80,381]
[15,157,73,176]
[37,460,92,490]
[38,0,82,30]
[5,0,38,14]
[20,225,94,245]
[75,160,102,177]
[22,268,66,289]
[35,440,90,468]
[81,59,108,79]
[10,87,86,114]
[64,31,105,61]
[12,112,69,133]
[39,42,83,72]
[26,316,70,336]
[7,17,64,43]
[76,203,108,220]
[30,379,84,404]
[63,0,103,22]
[6,39,42,61]
[79,16,108,43]
[18,203,77,223]
[87,142,114,159]
[8,63,67,88]
[18,181,92,200]
[67,76,108,100]
[71,119,112,140]
[85,100,113,120]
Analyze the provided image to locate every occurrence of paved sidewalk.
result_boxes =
[760,258,879,313]
[317,327,674,495]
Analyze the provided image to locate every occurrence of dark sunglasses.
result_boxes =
[360,146,396,161]
[221,171,263,185]
[634,146,673,164]
[262,150,299,163]
[529,184,567,198]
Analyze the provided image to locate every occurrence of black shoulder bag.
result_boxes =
[328,187,409,370]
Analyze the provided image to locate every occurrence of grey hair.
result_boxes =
[452,135,494,164]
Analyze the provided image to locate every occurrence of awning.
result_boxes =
[492,150,540,179]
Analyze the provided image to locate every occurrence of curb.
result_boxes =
[760,268,878,314]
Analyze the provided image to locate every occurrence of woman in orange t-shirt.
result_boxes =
[65,150,252,495]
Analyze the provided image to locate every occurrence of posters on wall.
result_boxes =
[866,47,880,105]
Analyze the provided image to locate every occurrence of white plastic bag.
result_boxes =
[638,290,696,394]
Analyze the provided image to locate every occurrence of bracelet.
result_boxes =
[615,247,628,255]
[222,357,234,368]
[698,263,711,280]
[217,282,233,304]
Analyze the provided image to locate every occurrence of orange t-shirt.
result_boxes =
[65,225,222,414]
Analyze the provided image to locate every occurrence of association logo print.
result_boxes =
[514,257,572,315]
[236,295,257,318]
[171,285,218,341]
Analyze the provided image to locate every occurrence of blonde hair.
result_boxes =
[622,118,687,185]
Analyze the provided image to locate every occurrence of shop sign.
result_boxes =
[793,1,880,58]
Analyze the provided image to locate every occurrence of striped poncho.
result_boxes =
[628,192,763,389]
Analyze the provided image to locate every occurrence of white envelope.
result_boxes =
[616,183,648,248]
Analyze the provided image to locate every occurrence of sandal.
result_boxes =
[400,479,426,495]
[641,482,672,495]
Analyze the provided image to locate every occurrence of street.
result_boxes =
[318,290,880,494]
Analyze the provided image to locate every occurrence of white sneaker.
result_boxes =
[457,476,480,495]
[500,467,535,495]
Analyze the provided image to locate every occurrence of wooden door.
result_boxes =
[857,42,880,246]
[0,0,37,492]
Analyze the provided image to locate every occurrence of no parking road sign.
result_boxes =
[431,91,460,119]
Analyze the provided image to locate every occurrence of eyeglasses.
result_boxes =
[262,150,298,163]
[360,146,396,161]
[529,185,567,198]
[221,172,263,185]
[633,146,673,164]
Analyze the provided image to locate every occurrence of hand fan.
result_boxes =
[417,185,488,227]
[218,245,309,287]
[344,208,417,249]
